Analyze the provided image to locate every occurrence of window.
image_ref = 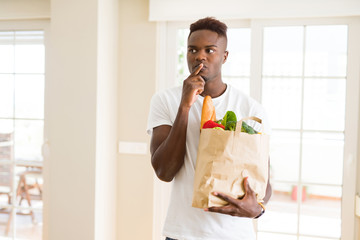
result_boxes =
[0,30,45,239]
[258,24,347,240]
[154,17,360,240]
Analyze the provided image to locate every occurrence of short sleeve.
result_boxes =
[146,93,173,135]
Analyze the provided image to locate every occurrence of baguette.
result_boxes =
[200,96,216,129]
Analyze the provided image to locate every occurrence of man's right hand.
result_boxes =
[150,64,204,182]
[180,63,205,109]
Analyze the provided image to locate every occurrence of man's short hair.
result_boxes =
[189,17,228,40]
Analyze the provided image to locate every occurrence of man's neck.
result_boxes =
[200,80,227,98]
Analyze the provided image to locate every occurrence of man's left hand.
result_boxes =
[205,177,262,218]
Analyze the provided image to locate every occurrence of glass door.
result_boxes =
[0,30,45,239]
[258,24,348,240]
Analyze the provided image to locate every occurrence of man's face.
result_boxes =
[187,29,228,82]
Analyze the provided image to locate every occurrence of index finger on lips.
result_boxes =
[190,63,203,77]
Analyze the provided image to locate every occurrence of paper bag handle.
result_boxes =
[235,116,263,133]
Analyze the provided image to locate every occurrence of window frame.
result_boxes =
[250,17,360,240]
[0,19,49,239]
[154,16,360,240]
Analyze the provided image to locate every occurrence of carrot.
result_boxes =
[200,96,216,129]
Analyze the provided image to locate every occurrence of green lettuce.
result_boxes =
[221,111,237,131]
[218,111,259,133]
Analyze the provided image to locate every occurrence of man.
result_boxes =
[147,17,272,240]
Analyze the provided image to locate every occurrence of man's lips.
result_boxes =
[195,64,207,71]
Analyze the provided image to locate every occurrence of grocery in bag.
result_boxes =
[192,96,270,209]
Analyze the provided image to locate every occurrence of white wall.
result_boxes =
[149,0,360,21]
[116,0,156,239]
[46,0,118,239]
[46,0,98,238]
[0,0,50,20]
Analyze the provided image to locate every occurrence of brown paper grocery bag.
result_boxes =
[192,117,270,209]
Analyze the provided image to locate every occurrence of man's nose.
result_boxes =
[195,50,206,62]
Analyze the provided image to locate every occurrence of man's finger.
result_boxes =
[243,177,249,193]
[196,88,204,95]
[212,192,238,206]
[243,177,254,196]
[206,205,236,216]
[190,63,203,77]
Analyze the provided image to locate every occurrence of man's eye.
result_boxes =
[206,49,215,53]
[188,49,197,53]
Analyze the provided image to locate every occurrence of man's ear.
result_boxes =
[223,50,229,64]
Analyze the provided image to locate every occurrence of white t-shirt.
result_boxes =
[147,84,271,240]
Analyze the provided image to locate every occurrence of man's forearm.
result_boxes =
[151,63,205,182]
[151,106,190,182]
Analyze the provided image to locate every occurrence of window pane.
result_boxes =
[300,237,340,240]
[257,182,298,234]
[15,45,44,74]
[257,232,297,240]
[263,27,304,76]
[15,74,44,119]
[15,209,42,239]
[0,74,14,118]
[223,28,251,76]
[262,78,302,129]
[176,29,189,85]
[303,78,346,131]
[0,120,13,135]
[0,143,12,162]
[14,120,43,161]
[0,208,13,237]
[270,131,300,182]
[223,76,249,96]
[176,74,187,87]
[0,163,12,207]
[305,26,348,77]
[15,31,44,44]
[299,185,341,238]
[0,44,14,73]
[301,132,344,185]
[15,165,43,209]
